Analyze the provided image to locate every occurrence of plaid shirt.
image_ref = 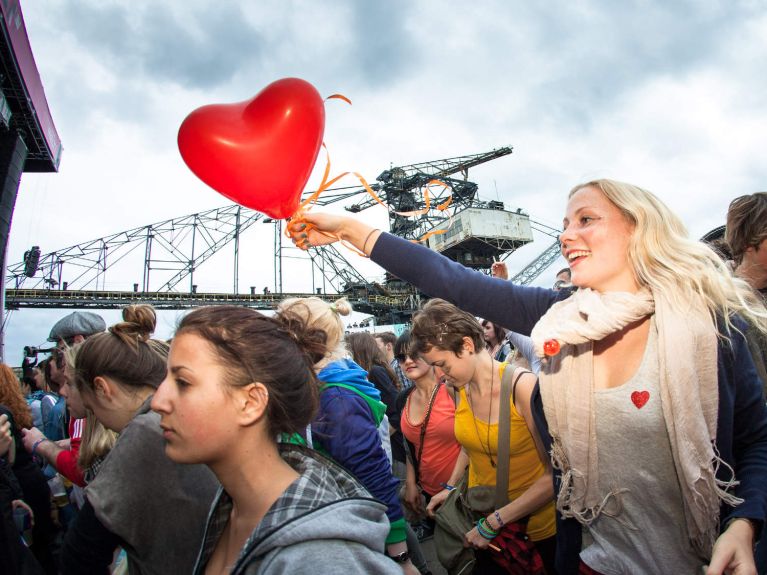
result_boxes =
[194,444,378,574]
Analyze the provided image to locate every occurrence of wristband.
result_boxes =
[440,482,455,491]
[31,438,47,456]
[362,229,378,254]
[476,517,499,540]
[493,510,505,529]
[387,551,410,564]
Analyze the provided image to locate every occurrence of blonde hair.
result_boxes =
[571,179,767,336]
[78,413,118,470]
[63,345,117,471]
[278,297,351,366]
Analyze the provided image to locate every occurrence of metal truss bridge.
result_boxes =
[5,146,562,322]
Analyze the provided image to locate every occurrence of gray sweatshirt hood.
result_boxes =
[194,444,400,575]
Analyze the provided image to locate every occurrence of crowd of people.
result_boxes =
[0,182,764,575]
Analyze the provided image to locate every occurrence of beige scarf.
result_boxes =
[531,288,742,557]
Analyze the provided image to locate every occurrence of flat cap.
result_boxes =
[48,311,106,342]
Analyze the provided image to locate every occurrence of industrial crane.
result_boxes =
[5,146,562,321]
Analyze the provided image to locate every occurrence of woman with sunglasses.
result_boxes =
[394,331,465,524]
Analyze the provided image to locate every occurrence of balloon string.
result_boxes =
[288,147,454,256]
[325,93,352,105]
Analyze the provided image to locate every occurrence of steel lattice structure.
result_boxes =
[5,146,563,317]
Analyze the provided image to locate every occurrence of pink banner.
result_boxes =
[0,0,61,170]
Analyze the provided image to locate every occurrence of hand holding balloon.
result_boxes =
[287,212,380,255]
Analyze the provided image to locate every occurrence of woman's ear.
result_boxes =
[238,382,269,426]
[93,376,113,401]
[462,336,476,355]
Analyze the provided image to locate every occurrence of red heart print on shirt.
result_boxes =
[631,391,650,409]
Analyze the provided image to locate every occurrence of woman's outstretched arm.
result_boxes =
[289,213,563,335]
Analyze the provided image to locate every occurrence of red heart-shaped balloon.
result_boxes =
[178,78,325,219]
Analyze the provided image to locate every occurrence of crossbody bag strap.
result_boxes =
[415,382,441,483]
[494,366,533,510]
[494,364,514,509]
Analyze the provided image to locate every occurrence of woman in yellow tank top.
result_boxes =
[416,299,557,574]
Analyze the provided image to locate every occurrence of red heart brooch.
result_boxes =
[631,390,650,409]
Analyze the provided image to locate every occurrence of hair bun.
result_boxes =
[110,304,157,343]
[277,311,329,366]
[332,298,352,317]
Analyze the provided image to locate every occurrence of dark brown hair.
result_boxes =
[0,364,33,429]
[726,192,767,265]
[411,298,484,356]
[175,305,328,438]
[75,304,168,394]
[374,332,397,347]
[346,332,400,390]
[394,330,418,360]
[480,319,506,347]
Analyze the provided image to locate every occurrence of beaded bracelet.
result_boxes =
[31,438,46,456]
[476,517,499,540]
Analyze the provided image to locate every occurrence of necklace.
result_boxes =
[466,361,495,468]
[405,380,441,427]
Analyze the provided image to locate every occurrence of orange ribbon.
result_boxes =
[286,92,453,255]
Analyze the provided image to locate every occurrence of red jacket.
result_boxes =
[56,417,85,487]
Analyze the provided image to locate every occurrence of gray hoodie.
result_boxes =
[193,444,401,575]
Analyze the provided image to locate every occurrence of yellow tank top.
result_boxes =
[454,364,556,541]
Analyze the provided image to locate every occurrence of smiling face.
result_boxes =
[150,333,246,465]
[397,353,433,383]
[561,186,638,293]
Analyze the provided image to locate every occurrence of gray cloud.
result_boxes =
[347,0,419,84]
[53,2,263,89]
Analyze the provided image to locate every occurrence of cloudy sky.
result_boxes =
[4,0,767,364]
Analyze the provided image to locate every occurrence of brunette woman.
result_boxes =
[61,304,218,575]
[481,320,511,362]
[288,178,767,575]
[151,305,398,574]
[395,331,464,520]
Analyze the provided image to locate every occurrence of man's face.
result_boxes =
[48,354,66,390]
[374,337,393,360]
[57,334,85,350]
[32,368,45,390]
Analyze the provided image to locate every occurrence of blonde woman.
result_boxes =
[278,297,418,574]
[289,179,767,575]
